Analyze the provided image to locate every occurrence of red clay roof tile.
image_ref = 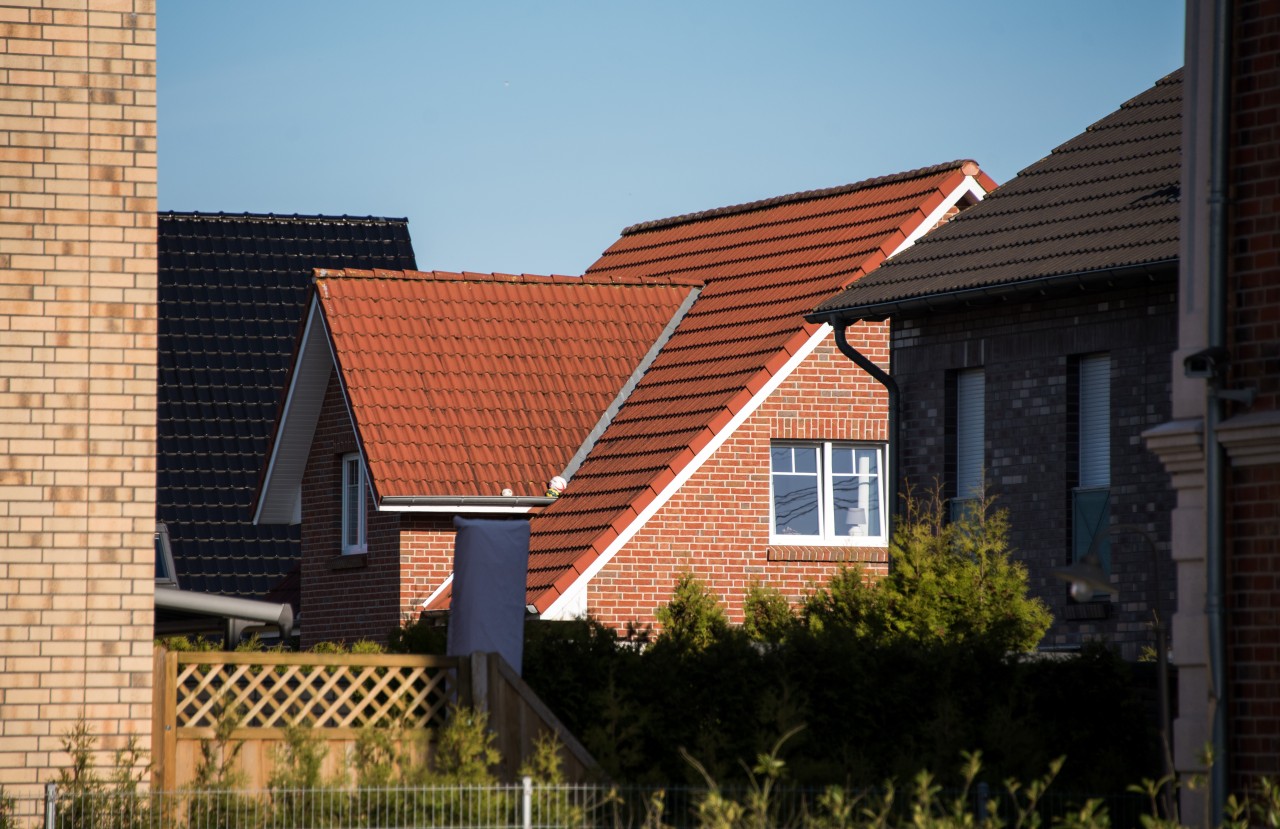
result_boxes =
[318,269,699,500]
[527,161,989,608]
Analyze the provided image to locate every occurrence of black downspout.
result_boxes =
[832,322,900,537]
[1207,0,1232,814]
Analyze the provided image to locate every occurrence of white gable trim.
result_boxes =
[254,295,335,525]
[541,323,834,619]
[421,573,453,609]
[887,175,988,259]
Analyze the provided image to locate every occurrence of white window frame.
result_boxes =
[341,452,367,555]
[769,441,887,546]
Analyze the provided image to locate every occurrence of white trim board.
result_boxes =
[542,323,834,619]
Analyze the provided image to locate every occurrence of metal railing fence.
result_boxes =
[1,779,1155,829]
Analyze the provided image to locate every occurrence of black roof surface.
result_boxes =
[811,69,1181,321]
[157,212,417,599]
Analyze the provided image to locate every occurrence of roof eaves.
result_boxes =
[807,259,1179,324]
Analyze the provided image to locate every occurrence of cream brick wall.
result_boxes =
[0,0,156,787]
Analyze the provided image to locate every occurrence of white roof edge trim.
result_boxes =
[541,323,835,620]
[421,573,454,609]
[887,175,990,260]
[381,504,537,515]
[254,295,327,525]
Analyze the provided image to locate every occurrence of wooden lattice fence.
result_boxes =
[151,648,593,789]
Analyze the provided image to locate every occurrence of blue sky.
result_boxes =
[159,2,1184,276]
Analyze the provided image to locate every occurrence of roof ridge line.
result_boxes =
[159,211,410,224]
[314,268,705,288]
[619,160,979,236]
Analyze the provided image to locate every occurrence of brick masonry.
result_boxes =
[891,277,1178,656]
[1224,0,1280,788]
[0,0,157,787]
[587,326,891,631]
[300,324,892,641]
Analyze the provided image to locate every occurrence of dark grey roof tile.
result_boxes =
[814,69,1182,319]
[157,212,417,599]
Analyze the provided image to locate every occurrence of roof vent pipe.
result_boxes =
[832,322,899,540]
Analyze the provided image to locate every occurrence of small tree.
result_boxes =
[805,485,1050,653]
[655,572,729,651]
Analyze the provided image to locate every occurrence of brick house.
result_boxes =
[1147,0,1280,812]
[254,270,703,646]
[810,73,1182,659]
[259,162,993,640]
[476,162,992,629]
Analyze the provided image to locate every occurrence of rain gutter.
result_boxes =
[806,261,1177,325]
[379,495,555,513]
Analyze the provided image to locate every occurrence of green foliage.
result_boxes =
[0,788,14,829]
[388,614,448,654]
[803,489,1050,653]
[185,703,257,829]
[431,706,501,784]
[267,723,345,827]
[49,717,156,829]
[742,581,797,644]
[655,572,730,651]
[520,564,1154,793]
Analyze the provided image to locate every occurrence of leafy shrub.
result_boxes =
[655,572,730,651]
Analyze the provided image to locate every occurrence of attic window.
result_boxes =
[342,453,367,555]
[770,442,887,545]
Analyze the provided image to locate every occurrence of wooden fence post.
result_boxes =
[151,647,179,790]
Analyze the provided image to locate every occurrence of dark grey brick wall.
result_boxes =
[889,274,1178,655]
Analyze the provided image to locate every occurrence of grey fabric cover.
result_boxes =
[446,517,530,674]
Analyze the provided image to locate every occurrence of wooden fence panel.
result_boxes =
[151,648,595,789]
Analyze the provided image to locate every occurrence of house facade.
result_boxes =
[256,269,703,646]
[1147,0,1280,812]
[522,162,994,627]
[0,0,157,788]
[810,73,1182,658]
[262,162,993,640]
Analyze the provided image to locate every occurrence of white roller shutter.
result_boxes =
[1078,355,1110,487]
[956,369,985,500]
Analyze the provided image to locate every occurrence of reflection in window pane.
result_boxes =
[833,448,880,536]
[772,474,819,536]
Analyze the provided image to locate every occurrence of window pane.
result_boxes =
[833,447,881,537]
[343,455,363,550]
[1073,487,1111,596]
[793,446,817,474]
[831,447,853,475]
[773,474,819,536]
[770,446,793,473]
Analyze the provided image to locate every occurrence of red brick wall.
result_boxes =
[1225,0,1280,788]
[302,324,889,639]
[400,514,460,616]
[587,324,890,630]
[300,375,403,647]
